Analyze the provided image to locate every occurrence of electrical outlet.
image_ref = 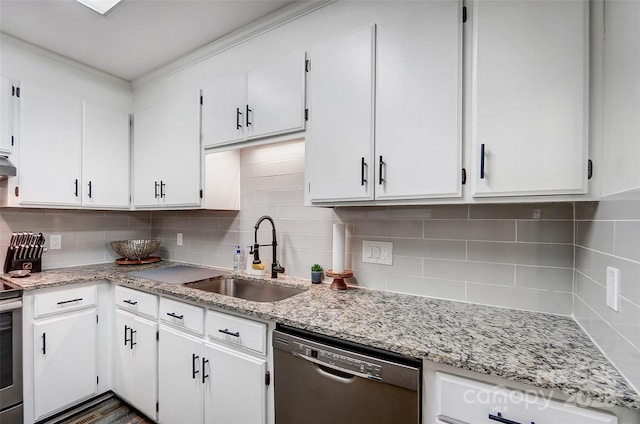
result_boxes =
[50,234,62,250]
[362,240,393,265]
[606,266,621,312]
[177,233,183,246]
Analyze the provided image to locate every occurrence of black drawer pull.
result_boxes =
[74,178,79,197]
[218,328,240,337]
[124,325,131,346]
[123,299,138,306]
[361,157,368,186]
[130,329,137,349]
[167,312,184,320]
[57,298,83,305]
[154,181,159,198]
[236,107,242,129]
[378,155,385,185]
[88,181,92,198]
[480,143,486,179]
[488,412,525,424]
[42,332,46,354]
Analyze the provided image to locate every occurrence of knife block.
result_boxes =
[3,247,42,274]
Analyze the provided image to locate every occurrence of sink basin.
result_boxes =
[184,277,305,302]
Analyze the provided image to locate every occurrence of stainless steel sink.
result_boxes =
[183,277,305,302]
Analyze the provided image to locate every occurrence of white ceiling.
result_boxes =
[0,0,295,81]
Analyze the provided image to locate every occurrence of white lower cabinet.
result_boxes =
[113,309,157,420]
[158,304,269,424]
[435,372,618,424]
[26,284,101,422]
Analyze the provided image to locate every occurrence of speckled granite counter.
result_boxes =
[3,261,640,412]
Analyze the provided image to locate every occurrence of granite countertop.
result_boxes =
[3,261,639,411]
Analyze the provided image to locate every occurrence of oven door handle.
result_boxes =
[292,351,373,382]
[0,300,22,312]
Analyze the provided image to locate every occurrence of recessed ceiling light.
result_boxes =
[75,0,124,15]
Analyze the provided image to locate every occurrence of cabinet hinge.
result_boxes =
[265,370,271,386]
[462,5,467,23]
[461,168,467,185]
[305,109,309,121]
[587,159,593,180]
[199,189,203,199]
[305,59,311,72]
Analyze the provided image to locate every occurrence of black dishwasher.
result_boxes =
[273,325,421,424]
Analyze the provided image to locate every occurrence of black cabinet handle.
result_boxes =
[236,107,242,130]
[488,412,523,424]
[124,324,130,346]
[88,181,92,198]
[361,157,368,186]
[42,332,46,355]
[154,181,159,199]
[57,298,83,305]
[74,179,79,197]
[378,155,385,185]
[167,312,184,320]
[246,105,252,127]
[218,328,240,337]
[192,353,199,379]
[480,143,486,179]
[202,357,209,383]
[123,299,138,306]
[130,329,137,350]
[160,181,166,198]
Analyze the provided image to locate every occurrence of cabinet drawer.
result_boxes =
[435,372,617,424]
[159,297,204,334]
[115,286,158,318]
[206,310,266,355]
[34,285,97,318]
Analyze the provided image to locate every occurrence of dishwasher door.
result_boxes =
[273,327,421,424]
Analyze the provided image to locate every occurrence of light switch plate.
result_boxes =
[363,240,393,265]
[606,266,620,312]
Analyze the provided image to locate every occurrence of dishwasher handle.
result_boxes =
[293,351,377,382]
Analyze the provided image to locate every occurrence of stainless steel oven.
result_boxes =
[0,281,23,424]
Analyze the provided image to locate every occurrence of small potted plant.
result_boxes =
[311,264,323,284]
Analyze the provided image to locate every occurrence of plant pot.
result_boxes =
[311,271,323,284]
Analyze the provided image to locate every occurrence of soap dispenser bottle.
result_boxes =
[233,246,245,272]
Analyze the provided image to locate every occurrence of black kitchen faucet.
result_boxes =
[253,215,285,278]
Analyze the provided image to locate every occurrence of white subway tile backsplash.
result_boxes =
[468,241,574,268]
[470,203,574,220]
[387,238,467,260]
[424,219,515,241]
[576,220,615,253]
[422,258,515,287]
[387,276,466,301]
[515,265,573,292]
[467,283,573,315]
[615,221,640,262]
[516,220,574,243]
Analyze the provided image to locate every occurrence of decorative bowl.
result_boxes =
[110,239,161,260]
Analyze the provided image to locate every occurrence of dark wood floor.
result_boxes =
[49,395,153,424]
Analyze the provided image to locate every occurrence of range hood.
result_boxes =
[0,156,17,177]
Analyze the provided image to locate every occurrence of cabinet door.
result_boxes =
[202,73,246,148]
[33,309,97,420]
[471,0,588,197]
[132,314,158,420]
[247,51,306,139]
[158,325,203,424]
[0,76,15,154]
[203,342,267,424]
[375,2,462,200]
[113,309,134,403]
[83,102,130,208]
[162,92,202,208]
[307,26,375,202]
[19,82,82,206]
[132,104,163,207]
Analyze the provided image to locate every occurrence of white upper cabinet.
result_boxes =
[201,73,246,147]
[375,1,462,201]
[471,0,589,197]
[201,51,306,149]
[82,102,130,208]
[602,0,640,196]
[246,52,306,139]
[133,91,202,208]
[19,82,83,206]
[306,26,376,203]
[0,76,18,155]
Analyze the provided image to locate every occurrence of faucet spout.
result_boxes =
[253,215,285,278]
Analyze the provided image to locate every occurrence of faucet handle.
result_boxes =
[273,263,285,274]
